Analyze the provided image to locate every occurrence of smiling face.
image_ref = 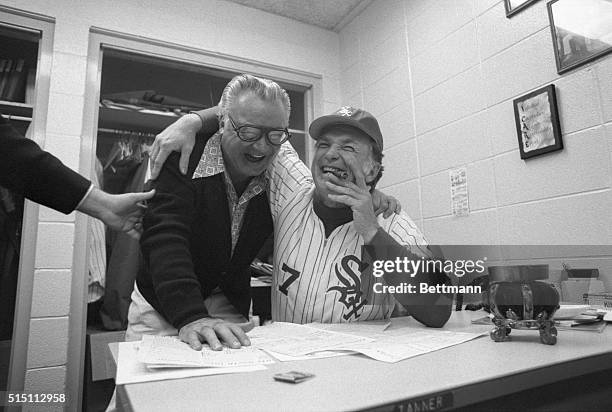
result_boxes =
[221,91,288,186]
[311,126,380,207]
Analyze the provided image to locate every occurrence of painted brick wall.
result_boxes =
[339,0,612,244]
[3,0,341,395]
[339,0,612,284]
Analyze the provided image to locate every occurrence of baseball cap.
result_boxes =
[309,106,383,152]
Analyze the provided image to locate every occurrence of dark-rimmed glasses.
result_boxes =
[227,114,291,146]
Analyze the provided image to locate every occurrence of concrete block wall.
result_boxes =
[338,0,612,251]
[2,0,341,395]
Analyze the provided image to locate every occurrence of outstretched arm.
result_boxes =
[1,114,90,213]
[1,115,153,236]
[76,187,154,239]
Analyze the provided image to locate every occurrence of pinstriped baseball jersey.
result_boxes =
[267,144,430,323]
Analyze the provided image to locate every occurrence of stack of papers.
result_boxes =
[555,305,608,332]
[250,321,483,363]
[249,322,374,356]
[307,321,483,363]
[555,304,591,319]
[115,341,268,385]
[338,329,485,363]
[138,335,275,368]
[116,319,486,384]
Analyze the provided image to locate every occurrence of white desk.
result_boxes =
[112,312,612,411]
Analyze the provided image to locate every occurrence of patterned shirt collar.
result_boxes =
[192,132,268,189]
[192,132,225,178]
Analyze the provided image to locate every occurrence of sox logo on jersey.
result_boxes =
[327,255,369,320]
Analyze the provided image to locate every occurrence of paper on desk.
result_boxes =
[138,335,275,368]
[115,341,265,385]
[253,321,388,361]
[308,318,483,363]
[254,321,391,362]
[249,320,482,363]
[341,329,484,363]
[248,322,374,356]
[263,349,355,362]
[307,320,391,335]
[555,304,591,319]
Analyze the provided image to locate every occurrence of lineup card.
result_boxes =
[249,321,483,363]
[137,335,275,368]
[116,341,266,385]
[248,322,374,357]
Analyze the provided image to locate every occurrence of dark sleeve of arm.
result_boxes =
[0,117,90,214]
[140,151,209,329]
[193,107,220,136]
[367,228,452,328]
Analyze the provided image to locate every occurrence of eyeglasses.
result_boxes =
[227,114,291,146]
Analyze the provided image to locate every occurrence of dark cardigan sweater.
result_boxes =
[137,128,273,330]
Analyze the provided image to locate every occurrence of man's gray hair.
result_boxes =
[218,73,291,121]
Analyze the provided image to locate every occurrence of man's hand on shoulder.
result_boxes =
[371,190,401,218]
[150,113,202,179]
[178,317,254,351]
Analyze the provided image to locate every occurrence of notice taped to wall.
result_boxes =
[450,167,469,217]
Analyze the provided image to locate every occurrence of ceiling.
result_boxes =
[224,0,373,32]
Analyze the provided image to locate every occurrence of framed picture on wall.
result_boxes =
[513,84,563,159]
[504,0,539,17]
[548,0,612,74]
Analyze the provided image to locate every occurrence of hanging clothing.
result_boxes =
[100,154,149,330]
[87,159,106,303]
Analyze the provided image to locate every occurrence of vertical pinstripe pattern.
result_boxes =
[87,161,106,303]
[268,144,429,323]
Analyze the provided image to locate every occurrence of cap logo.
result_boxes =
[337,106,355,117]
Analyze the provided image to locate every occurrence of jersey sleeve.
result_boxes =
[372,212,452,327]
[266,142,313,220]
[379,212,432,258]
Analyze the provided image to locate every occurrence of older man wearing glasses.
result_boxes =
[127,74,292,350]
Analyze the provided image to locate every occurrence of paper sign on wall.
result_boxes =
[450,167,469,217]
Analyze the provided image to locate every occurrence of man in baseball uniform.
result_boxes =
[267,107,452,327]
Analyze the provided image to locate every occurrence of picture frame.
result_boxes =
[548,0,612,74]
[504,0,539,17]
[513,84,563,159]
